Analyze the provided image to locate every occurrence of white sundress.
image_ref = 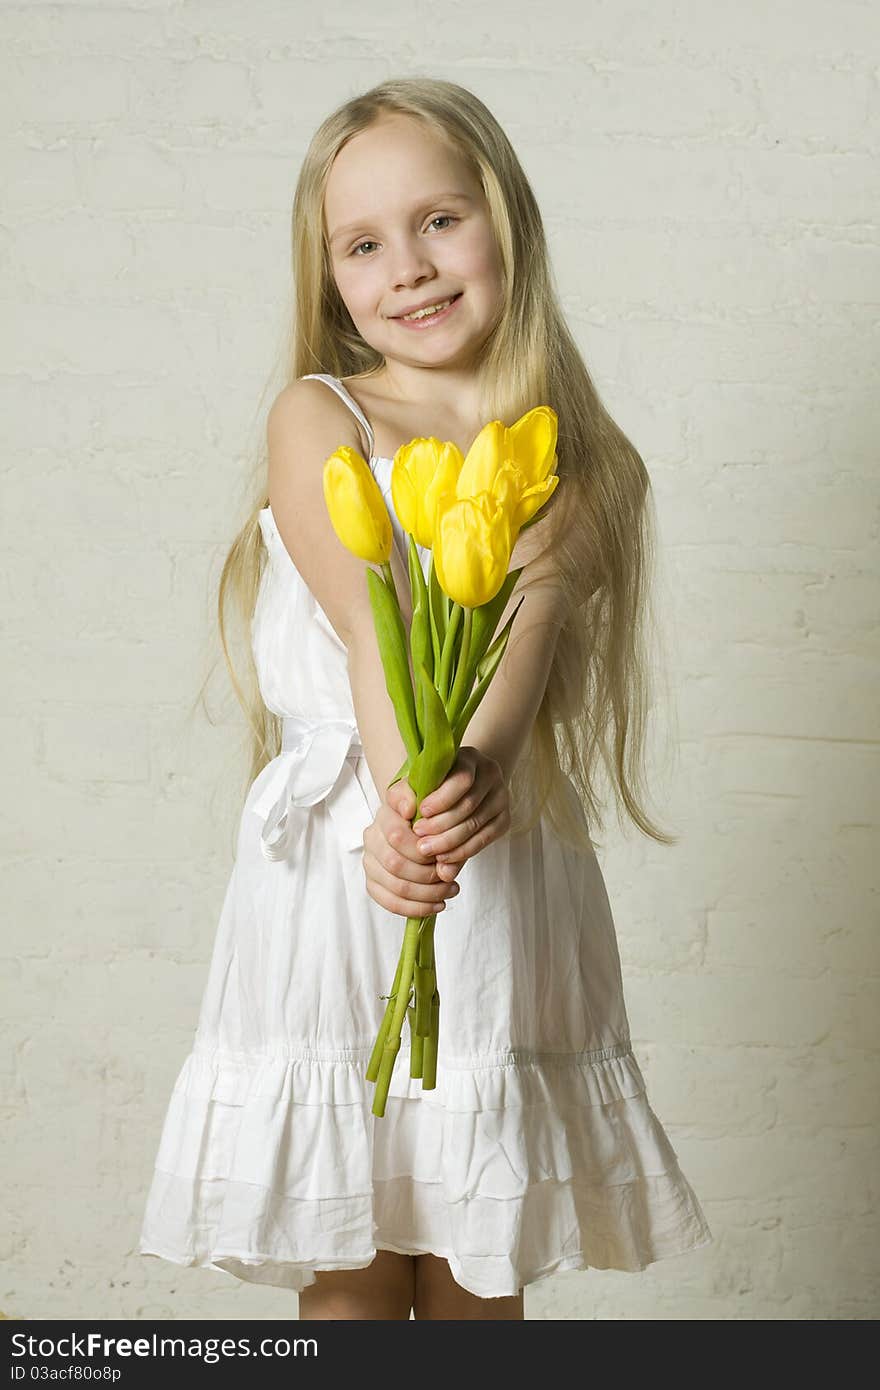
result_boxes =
[138,372,713,1300]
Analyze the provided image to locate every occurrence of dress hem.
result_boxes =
[139,1223,715,1302]
[139,1165,714,1300]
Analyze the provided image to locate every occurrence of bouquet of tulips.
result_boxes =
[322,405,559,1117]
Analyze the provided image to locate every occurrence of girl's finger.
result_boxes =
[363,847,458,908]
[430,806,510,868]
[379,806,442,867]
[414,782,506,857]
[418,760,477,818]
[364,842,441,890]
[365,870,460,919]
[414,775,493,842]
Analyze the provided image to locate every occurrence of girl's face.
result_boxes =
[324,114,504,370]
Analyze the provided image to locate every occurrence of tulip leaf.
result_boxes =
[366,567,421,763]
[386,753,411,794]
[406,662,456,805]
[408,536,433,738]
[453,595,525,744]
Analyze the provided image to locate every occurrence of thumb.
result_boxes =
[395,778,416,820]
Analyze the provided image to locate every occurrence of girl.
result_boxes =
[139,77,712,1321]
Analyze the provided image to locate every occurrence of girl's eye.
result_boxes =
[351,215,457,257]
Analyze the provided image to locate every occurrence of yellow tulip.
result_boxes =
[482,457,528,514]
[510,467,560,530]
[322,446,392,566]
[451,406,559,539]
[433,491,514,608]
[453,419,508,498]
[507,405,558,486]
[385,405,560,605]
[391,437,463,548]
[454,407,556,496]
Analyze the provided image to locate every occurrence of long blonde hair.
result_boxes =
[200,77,679,853]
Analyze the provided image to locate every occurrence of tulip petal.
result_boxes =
[511,472,560,531]
[455,419,507,498]
[391,437,450,546]
[424,443,464,547]
[507,406,558,485]
[434,492,513,609]
[323,447,392,565]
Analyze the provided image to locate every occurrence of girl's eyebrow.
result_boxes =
[329,192,473,246]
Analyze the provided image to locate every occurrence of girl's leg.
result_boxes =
[412,1253,524,1320]
[297,1249,415,1320]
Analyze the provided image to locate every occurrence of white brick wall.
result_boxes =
[2,0,877,1321]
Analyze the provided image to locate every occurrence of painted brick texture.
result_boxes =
[1,0,877,1321]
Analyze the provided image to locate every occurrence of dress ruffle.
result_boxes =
[138,1037,712,1299]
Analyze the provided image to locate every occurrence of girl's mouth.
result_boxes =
[393,292,463,329]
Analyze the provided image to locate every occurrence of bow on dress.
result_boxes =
[251,715,375,862]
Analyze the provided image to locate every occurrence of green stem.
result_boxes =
[380,559,398,601]
[366,949,404,1082]
[371,916,421,1117]
[414,918,437,1035]
[421,991,440,1090]
[446,604,474,728]
[437,604,463,703]
[427,552,442,674]
[408,1006,424,1077]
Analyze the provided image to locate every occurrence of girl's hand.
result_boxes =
[362,777,462,921]
[411,746,511,877]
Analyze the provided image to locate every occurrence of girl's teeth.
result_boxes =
[402,297,454,320]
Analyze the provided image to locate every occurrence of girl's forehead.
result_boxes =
[328,120,467,192]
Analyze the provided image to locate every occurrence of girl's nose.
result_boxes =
[389,246,437,288]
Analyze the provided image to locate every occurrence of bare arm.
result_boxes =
[346,636,410,802]
[460,509,568,785]
[266,378,411,802]
[462,586,565,786]
[268,378,376,648]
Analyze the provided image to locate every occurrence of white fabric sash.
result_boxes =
[251,715,372,862]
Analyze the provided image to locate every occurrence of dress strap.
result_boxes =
[300,373,375,460]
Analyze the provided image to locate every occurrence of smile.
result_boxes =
[393,292,463,328]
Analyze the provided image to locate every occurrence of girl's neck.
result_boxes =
[343,364,488,461]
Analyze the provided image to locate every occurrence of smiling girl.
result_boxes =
[139,77,712,1321]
